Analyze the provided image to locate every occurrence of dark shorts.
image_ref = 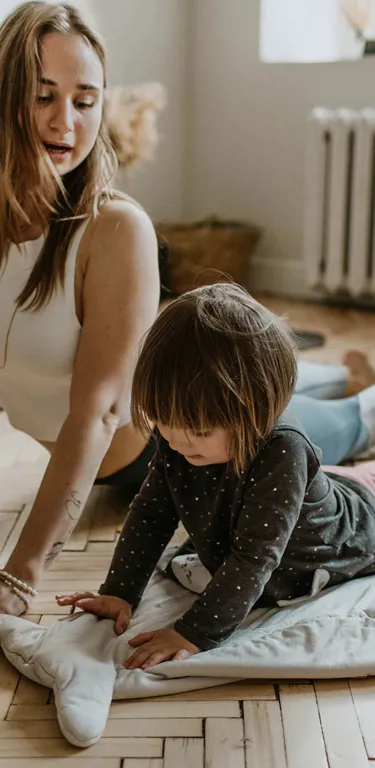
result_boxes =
[94,433,156,494]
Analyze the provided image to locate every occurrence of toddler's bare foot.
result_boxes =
[343,350,375,396]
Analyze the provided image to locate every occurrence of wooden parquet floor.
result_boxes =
[0,296,375,767]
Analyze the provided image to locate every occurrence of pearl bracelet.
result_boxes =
[0,577,31,612]
[0,570,38,597]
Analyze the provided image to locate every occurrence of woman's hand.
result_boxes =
[124,629,200,670]
[55,591,133,635]
[0,582,30,616]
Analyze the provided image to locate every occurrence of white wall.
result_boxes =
[260,0,374,63]
[186,0,375,296]
[0,0,26,19]
[4,0,375,292]
[260,0,341,63]
[90,0,189,220]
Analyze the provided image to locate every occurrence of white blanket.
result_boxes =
[1,569,375,748]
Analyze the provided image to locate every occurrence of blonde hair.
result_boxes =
[131,284,297,473]
[0,1,118,309]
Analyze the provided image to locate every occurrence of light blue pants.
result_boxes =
[292,361,369,465]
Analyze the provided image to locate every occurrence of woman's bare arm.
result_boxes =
[3,201,159,591]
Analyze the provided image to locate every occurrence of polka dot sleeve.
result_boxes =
[98,447,179,607]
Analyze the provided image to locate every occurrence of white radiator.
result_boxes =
[304,107,375,297]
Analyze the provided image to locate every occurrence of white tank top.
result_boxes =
[0,220,89,441]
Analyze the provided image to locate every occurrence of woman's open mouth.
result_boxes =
[43,143,73,162]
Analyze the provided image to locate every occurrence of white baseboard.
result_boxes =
[247,255,375,308]
[248,256,314,299]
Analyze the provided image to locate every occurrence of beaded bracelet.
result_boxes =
[0,577,31,612]
[0,570,38,597]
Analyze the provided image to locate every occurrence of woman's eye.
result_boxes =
[76,101,95,109]
[194,431,211,438]
[36,96,94,109]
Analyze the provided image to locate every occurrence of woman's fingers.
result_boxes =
[0,586,30,616]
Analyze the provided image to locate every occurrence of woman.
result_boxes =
[292,352,375,465]
[0,2,159,615]
[0,2,374,617]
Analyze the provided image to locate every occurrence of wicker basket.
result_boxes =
[156,215,262,296]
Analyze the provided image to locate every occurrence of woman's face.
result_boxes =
[35,33,104,175]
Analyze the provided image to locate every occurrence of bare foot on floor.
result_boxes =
[343,350,375,396]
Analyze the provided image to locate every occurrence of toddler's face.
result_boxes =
[157,424,232,465]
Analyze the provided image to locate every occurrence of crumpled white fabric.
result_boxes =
[1,569,375,748]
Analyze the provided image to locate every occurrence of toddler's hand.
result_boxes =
[124,628,199,670]
[55,591,133,634]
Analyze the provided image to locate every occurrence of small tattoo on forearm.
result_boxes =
[64,491,82,521]
[45,541,65,565]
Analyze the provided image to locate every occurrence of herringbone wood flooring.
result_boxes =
[0,296,375,767]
